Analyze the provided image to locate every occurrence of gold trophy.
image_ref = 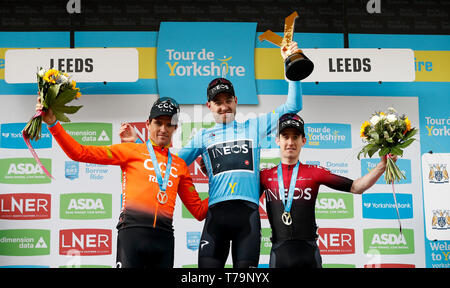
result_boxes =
[259,11,314,81]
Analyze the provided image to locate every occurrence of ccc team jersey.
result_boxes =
[178,80,303,206]
[49,122,208,232]
[260,163,353,241]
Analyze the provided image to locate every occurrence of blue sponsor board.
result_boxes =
[361,158,412,184]
[304,123,352,149]
[157,22,257,104]
[186,231,201,251]
[362,193,413,219]
[65,161,79,180]
[0,123,51,149]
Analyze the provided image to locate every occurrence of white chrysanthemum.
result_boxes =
[370,115,381,125]
[387,114,397,123]
[37,69,46,78]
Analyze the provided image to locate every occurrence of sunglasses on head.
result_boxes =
[280,113,303,123]
[208,78,232,88]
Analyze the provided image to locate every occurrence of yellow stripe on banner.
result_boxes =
[254,48,285,80]
[0,47,157,80]
[414,51,450,82]
[137,47,157,79]
[0,48,9,79]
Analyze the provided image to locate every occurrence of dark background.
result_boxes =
[0,0,449,35]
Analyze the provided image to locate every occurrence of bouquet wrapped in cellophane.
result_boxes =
[23,67,82,141]
[358,107,417,184]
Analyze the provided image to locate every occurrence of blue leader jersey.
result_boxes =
[178,80,303,207]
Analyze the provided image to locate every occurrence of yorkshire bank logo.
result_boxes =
[317,228,355,255]
[157,22,258,104]
[0,123,51,149]
[59,229,112,256]
[0,193,51,220]
[304,123,351,149]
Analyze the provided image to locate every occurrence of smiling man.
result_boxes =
[260,113,393,268]
[37,96,208,268]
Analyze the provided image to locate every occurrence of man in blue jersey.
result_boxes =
[120,42,304,268]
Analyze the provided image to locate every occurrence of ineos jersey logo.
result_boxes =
[207,140,253,176]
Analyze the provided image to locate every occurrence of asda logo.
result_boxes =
[0,193,51,220]
[59,229,112,256]
[0,158,51,184]
[304,123,352,149]
[60,193,112,219]
[61,123,112,145]
[0,229,50,256]
[363,228,414,254]
[315,193,354,219]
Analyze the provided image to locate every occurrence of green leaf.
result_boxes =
[398,138,415,148]
[390,147,403,156]
[45,84,61,108]
[379,147,390,157]
[52,88,77,107]
[53,110,71,122]
[403,128,418,140]
[53,105,83,114]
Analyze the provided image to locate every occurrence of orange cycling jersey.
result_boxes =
[49,122,208,232]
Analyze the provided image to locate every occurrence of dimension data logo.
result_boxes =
[315,193,354,219]
[60,193,112,220]
[361,158,411,184]
[61,123,112,145]
[0,123,51,149]
[304,123,351,149]
[0,158,51,184]
[362,193,413,219]
[0,193,51,220]
[157,22,257,104]
[0,229,50,256]
[363,228,414,254]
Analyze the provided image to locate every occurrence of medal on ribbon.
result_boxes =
[277,162,300,226]
[146,140,172,205]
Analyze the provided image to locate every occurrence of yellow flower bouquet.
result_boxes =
[358,107,417,184]
[23,68,82,141]
[22,68,83,180]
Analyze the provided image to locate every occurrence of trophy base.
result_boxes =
[285,53,314,81]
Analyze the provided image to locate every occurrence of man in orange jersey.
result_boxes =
[37,96,208,268]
